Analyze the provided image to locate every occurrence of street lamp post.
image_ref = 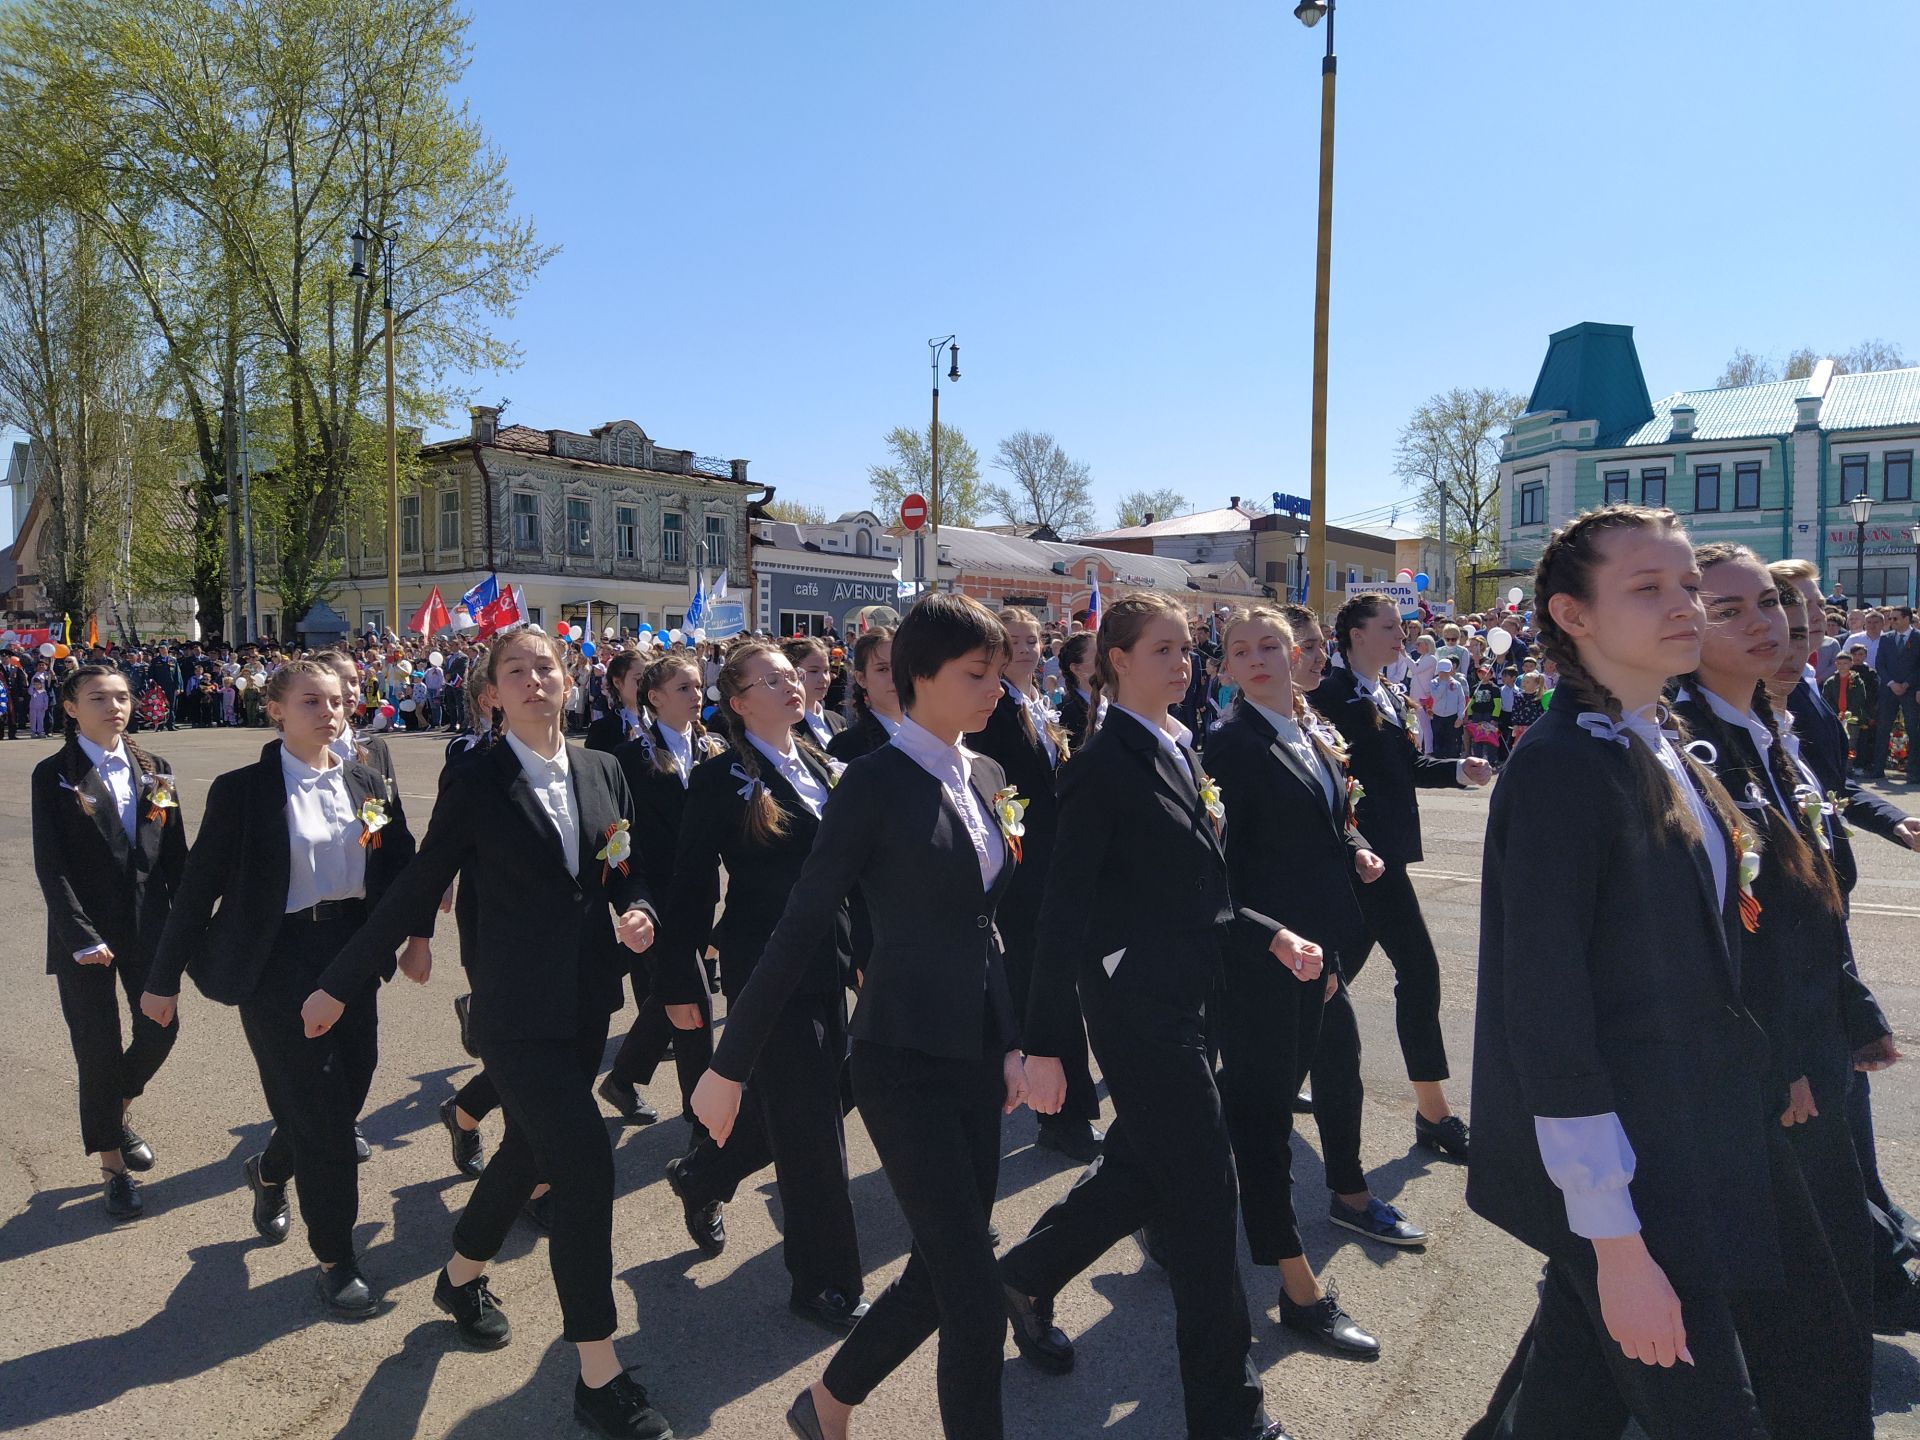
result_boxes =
[1909,521,1920,610]
[1294,0,1337,614]
[1294,526,1309,602]
[351,227,401,638]
[928,336,959,592]
[1850,490,1874,608]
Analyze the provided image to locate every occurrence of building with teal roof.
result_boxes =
[1499,323,1920,607]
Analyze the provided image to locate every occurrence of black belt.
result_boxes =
[287,898,366,924]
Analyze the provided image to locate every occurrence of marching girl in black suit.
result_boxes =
[826,627,901,763]
[1002,590,1306,1440]
[600,651,728,1133]
[691,593,1034,1440]
[1466,507,1854,1440]
[306,627,673,1440]
[33,664,186,1219]
[436,665,500,1181]
[964,606,1103,1163]
[1056,630,1099,744]
[785,635,848,749]
[141,659,421,1313]
[654,640,867,1332]
[584,651,647,753]
[1668,541,1886,1437]
[1308,592,1487,1217]
[1208,605,1383,1358]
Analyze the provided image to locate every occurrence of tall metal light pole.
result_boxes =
[1294,526,1309,602]
[351,227,400,637]
[928,335,959,590]
[1295,0,1336,615]
[1851,490,1874,608]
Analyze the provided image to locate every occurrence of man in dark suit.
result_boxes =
[147,647,181,730]
[1866,607,1920,781]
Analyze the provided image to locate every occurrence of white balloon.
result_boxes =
[668,628,684,644]
[1507,587,1523,604]
[690,628,706,643]
[603,626,615,640]
[1488,627,1514,656]
[399,698,416,711]
[428,651,444,668]
[706,684,720,700]
[233,676,247,692]
[39,641,55,656]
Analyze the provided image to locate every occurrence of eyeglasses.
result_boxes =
[746,671,801,694]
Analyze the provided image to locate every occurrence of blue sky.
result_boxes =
[9,0,1920,542]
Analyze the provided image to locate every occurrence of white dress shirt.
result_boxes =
[746,731,828,818]
[280,747,368,913]
[505,730,581,875]
[78,734,138,843]
[617,706,644,743]
[802,705,835,750]
[1113,705,1196,786]
[1249,699,1337,809]
[1696,685,1795,817]
[658,721,695,788]
[892,716,1004,889]
[1005,680,1058,765]
[869,709,903,738]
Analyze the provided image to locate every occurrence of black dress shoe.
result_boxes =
[119,1124,155,1172]
[1003,1284,1074,1373]
[440,1097,486,1178]
[1134,1225,1170,1269]
[789,1288,869,1333]
[1873,1268,1920,1334]
[1035,1117,1105,1164]
[987,1221,1001,1248]
[663,1156,725,1256]
[353,1124,372,1164]
[598,1074,660,1126]
[103,1169,143,1219]
[1237,1422,1297,1440]
[1414,1112,1470,1161]
[522,1191,553,1232]
[315,1259,377,1316]
[574,1370,674,1439]
[244,1153,290,1243]
[786,1388,827,1440]
[1279,1281,1380,1358]
[434,1267,511,1349]
[453,993,478,1058]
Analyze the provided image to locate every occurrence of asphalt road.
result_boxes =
[2,727,1918,1440]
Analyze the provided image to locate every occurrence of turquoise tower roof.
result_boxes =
[1525,322,1655,444]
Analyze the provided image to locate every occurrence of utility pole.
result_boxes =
[223,383,244,644]
[1436,481,1449,611]
[239,368,259,641]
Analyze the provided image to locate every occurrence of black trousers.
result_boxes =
[55,952,179,1156]
[1870,682,1920,778]
[1216,956,1326,1264]
[1848,1069,1919,1302]
[1346,860,1448,1083]
[1308,973,1369,1196]
[454,1068,499,1123]
[1431,714,1461,758]
[1000,912,1099,1124]
[239,915,372,1265]
[1001,967,1263,1440]
[452,1011,617,1342]
[674,995,860,1298]
[822,1041,1007,1440]
[609,959,712,1126]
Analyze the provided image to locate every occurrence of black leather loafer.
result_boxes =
[315,1259,376,1316]
[244,1153,290,1243]
[598,1075,660,1126]
[1240,1422,1297,1440]
[663,1156,725,1256]
[788,1288,869,1333]
[1134,1225,1169,1269]
[440,1096,485,1178]
[1003,1284,1074,1373]
[1035,1118,1105,1164]
[119,1124,155,1172]
[453,992,478,1058]
[434,1267,511,1349]
[574,1370,674,1439]
[104,1169,143,1219]
[786,1388,827,1440]
[1279,1281,1380,1359]
[353,1124,372,1164]
[1414,1112,1470,1161]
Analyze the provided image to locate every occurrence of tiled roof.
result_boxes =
[1075,505,1254,541]
[490,425,552,454]
[932,525,1249,594]
[1528,322,1654,444]
[1609,378,1806,447]
[1821,366,1920,431]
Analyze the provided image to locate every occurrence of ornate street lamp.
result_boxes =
[1850,490,1874,608]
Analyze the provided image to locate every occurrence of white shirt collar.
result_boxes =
[746,728,805,775]
[505,729,570,779]
[1248,699,1306,744]
[1114,704,1192,756]
[892,714,971,782]
[870,708,903,736]
[280,745,343,784]
[1697,684,1772,753]
[77,734,129,771]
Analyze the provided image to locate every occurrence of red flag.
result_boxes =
[474,585,525,640]
[407,585,451,636]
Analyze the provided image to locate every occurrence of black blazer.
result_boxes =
[1468,700,1780,1290]
[1025,707,1277,1059]
[826,710,893,763]
[1671,692,1886,1093]
[613,720,728,897]
[794,708,847,751]
[345,732,400,802]
[1058,688,1095,747]
[1308,665,1460,865]
[710,744,1020,1081]
[32,743,188,976]
[964,685,1062,950]
[1203,703,1371,968]
[317,739,654,1048]
[585,710,646,755]
[437,733,497,968]
[147,741,416,1005]
[655,743,850,1008]
[1787,678,1910,895]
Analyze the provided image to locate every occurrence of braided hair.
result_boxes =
[714,641,831,846]
[640,651,717,775]
[58,664,157,792]
[1059,632,1098,744]
[1532,505,1741,847]
[847,626,896,723]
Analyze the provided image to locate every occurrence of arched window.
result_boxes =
[855,528,872,556]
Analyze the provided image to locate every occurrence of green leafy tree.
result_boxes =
[1393,386,1524,609]
[1113,487,1187,529]
[764,499,828,525]
[868,423,983,528]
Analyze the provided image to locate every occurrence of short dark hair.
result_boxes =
[891,593,1008,711]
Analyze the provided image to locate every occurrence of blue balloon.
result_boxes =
[581,641,597,657]
[637,623,654,633]
[1414,572,1431,592]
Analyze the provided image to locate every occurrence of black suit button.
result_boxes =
[573,892,585,905]
[976,915,989,929]
[1194,878,1205,891]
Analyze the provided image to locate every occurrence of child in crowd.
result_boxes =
[1429,659,1465,758]
[1464,667,1504,765]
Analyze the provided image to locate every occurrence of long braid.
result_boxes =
[715,641,796,845]
[1745,676,1845,915]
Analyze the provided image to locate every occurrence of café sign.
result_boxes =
[1828,524,1916,558]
